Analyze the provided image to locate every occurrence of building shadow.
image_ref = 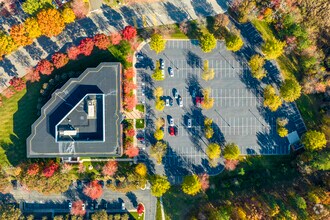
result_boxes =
[24,42,45,61]
[37,36,60,55]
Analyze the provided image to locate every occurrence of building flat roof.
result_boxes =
[27,63,122,158]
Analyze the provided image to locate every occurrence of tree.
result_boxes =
[36,59,54,75]
[223,143,240,160]
[124,68,135,79]
[154,129,164,140]
[9,77,26,91]
[204,118,213,127]
[182,175,202,196]
[27,163,39,176]
[102,160,118,176]
[261,37,285,60]
[10,24,33,47]
[0,205,22,220]
[155,98,165,111]
[201,88,214,109]
[22,0,52,15]
[0,33,17,58]
[199,32,217,53]
[67,46,81,60]
[150,141,167,164]
[123,80,137,94]
[206,143,221,160]
[249,54,266,80]
[37,8,65,37]
[122,26,137,40]
[62,7,76,24]
[78,38,94,56]
[277,127,288,137]
[149,34,166,54]
[224,159,239,171]
[71,200,86,216]
[125,128,135,137]
[150,175,170,197]
[52,53,69,69]
[302,130,327,151]
[295,196,307,210]
[152,69,164,81]
[280,79,302,102]
[263,85,282,111]
[93,34,111,50]
[42,160,59,178]
[199,173,209,191]
[137,203,145,214]
[153,87,163,98]
[135,163,147,176]
[201,60,215,81]
[91,210,107,220]
[0,171,11,193]
[225,32,244,52]
[214,14,229,29]
[110,32,122,45]
[71,0,88,19]
[125,146,139,157]
[24,17,42,39]
[205,126,214,139]
[83,180,103,200]
[123,94,137,111]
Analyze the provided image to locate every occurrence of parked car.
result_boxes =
[169,98,173,106]
[179,96,183,107]
[187,119,192,128]
[136,52,144,60]
[160,58,165,70]
[174,90,179,99]
[68,201,72,209]
[122,202,125,210]
[169,127,175,136]
[169,118,174,126]
[165,98,170,106]
[191,89,197,98]
[82,203,86,211]
[169,67,174,77]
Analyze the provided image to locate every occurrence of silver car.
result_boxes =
[179,97,183,107]
[165,98,170,106]
[170,118,174,126]
[160,59,165,70]
[169,67,174,77]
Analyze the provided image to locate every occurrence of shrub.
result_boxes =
[93,33,111,50]
[25,68,40,82]
[9,77,26,91]
[52,52,69,69]
[36,59,54,75]
[27,163,39,176]
[122,26,137,40]
[83,180,103,200]
[42,161,59,178]
[102,160,118,176]
[124,68,135,79]
[123,94,137,111]
[223,143,240,160]
[154,129,164,140]
[124,146,139,158]
[135,163,147,176]
[125,128,135,137]
[206,143,221,160]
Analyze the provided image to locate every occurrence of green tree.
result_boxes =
[310,151,330,171]
[277,126,288,137]
[199,32,217,53]
[150,141,167,164]
[206,143,221,160]
[154,129,164,140]
[91,210,108,220]
[302,130,327,151]
[155,98,165,111]
[263,85,282,111]
[22,0,53,15]
[223,143,240,160]
[182,175,202,195]
[295,196,307,210]
[261,37,285,60]
[225,33,244,52]
[150,175,171,197]
[0,205,22,220]
[149,34,166,54]
[280,79,302,102]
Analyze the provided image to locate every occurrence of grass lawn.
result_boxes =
[156,198,162,220]
[135,119,145,129]
[251,19,322,129]
[136,104,145,113]
[129,211,144,220]
[0,49,117,166]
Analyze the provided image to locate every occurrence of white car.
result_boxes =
[82,203,86,211]
[165,98,170,106]
[122,202,125,210]
[160,59,165,70]
[187,119,192,128]
[169,118,174,126]
[179,96,183,107]
[169,67,174,77]
[68,202,72,209]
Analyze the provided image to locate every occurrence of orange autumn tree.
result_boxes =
[10,24,33,47]
[37,8,65,37]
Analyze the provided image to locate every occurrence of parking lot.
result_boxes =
[135,40,306,176]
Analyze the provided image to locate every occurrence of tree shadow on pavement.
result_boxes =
[120,6,143,27]
[185,50,202,69]
[191,0,215,17]
[101,5,125,30]
[164,2,188,23]
[24,42,46,61]
[125,192,138,208]
[0,58,18,77]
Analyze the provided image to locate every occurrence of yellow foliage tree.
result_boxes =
[10,24,33,47]
[135,163,147,176]
[37,8,65,37]
[62,7,76,24]
[24,17,42,39]
[201,88,214,110]
[0,33,17,59]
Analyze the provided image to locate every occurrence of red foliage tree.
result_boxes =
[71,0,89,19]
[125,128,135,137]
[42,161,59,178]
[83,180,103,200]
[125,146,139,158]
[93,33,111,50]
[137,203,145,214]
[123,94,137,111]
[102,160,118,176]
[52,52,69,69]
[124,141,133,150]
[9,77,26,91]
[27,163,39,176]
[124,68,135,79]
[67,46,81,60]
[224,159,239,171]
[198,173,209,191]
[109,32,122,45]
[78,38,94,56]
[36,59,54,75]
[71,200,86,216]
[123,80,137,94]
[25,68,40,82]
[122,26,137,40]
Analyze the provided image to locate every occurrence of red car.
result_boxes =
[195,96,204,106]
[169,127,175,136]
